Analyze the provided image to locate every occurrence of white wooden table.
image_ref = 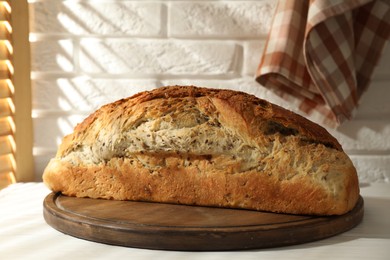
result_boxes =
[1,182,389,260]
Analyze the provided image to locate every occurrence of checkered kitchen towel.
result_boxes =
[256,0,390,127]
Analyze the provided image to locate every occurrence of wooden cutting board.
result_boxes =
[43,192,364,251]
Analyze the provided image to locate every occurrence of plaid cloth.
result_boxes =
[256,0,390,127]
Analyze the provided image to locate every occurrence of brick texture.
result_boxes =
[169,1,276,37]
[29,1,164,36]
[30,40,74,72]
[32,78,159,111]
[29,0,390,183]
[78,39,241,75]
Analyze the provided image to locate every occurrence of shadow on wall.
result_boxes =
[30,1,161,35]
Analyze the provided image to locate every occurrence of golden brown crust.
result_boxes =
[43,86,359,215]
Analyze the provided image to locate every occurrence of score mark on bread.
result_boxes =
[43,86,359,215]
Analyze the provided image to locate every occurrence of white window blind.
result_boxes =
[0,0,33,189]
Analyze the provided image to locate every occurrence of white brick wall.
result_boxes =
[78,39,241,75]
[29,0,390,183]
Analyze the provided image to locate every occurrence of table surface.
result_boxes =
[1,182,389,260]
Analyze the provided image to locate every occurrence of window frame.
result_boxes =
[0,0,33,187]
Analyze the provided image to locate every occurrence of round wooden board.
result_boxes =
[43,193,364,251]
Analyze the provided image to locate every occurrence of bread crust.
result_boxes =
[43,86,359,215]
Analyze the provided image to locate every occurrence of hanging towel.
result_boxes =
[256,0,390,127]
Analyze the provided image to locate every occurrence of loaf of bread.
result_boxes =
[43,86,359,215]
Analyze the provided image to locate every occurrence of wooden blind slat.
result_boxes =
[0,98,12,117]
[0,154,13,172]
[0,5,10,22]
[0,42,10,60]
[0,117,12,136]
[0,171,15,188]
[0,23,10,40]
[0,60,10,79]
[0,80,10,98]
[0,1,11,6]
[0,135,12,155]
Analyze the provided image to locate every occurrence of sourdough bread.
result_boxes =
[43,86,359,215]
